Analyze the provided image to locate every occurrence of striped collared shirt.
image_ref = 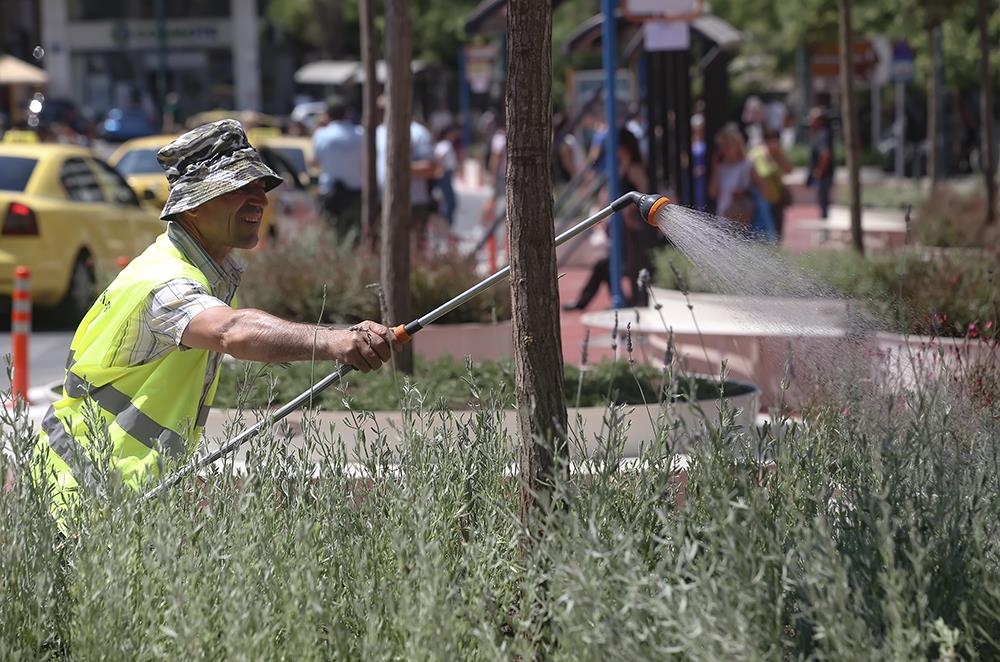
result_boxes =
[115,221,243,408]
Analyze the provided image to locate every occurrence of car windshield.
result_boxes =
[270,147,307,175]
[0,156,38,191]
[115,149,163,175]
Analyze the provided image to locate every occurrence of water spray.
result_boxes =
[143,191,671,500]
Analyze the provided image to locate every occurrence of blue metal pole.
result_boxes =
[601,0,626,308]
[458,47,472,152]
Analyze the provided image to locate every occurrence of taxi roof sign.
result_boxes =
[2,130,39,144]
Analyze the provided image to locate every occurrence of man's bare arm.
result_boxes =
[182,306,400,372]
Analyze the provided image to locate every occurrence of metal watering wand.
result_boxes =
[143,191,671,501]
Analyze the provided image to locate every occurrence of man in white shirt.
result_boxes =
[312,96,364,239]
[375,103,437,253]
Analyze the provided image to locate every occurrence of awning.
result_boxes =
[464,0,506,35]
[560,12,743,56]
[0,54,48,85]
[294,60,427,86]
[464,0,567,36]
[692,14,743,51]
[353,60,427,84]
[294,60,361,86]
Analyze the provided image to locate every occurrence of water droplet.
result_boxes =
[32,46,45,60]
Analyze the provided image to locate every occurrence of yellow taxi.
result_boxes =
[0,143,163,319]
[249,130,317,189]
[110,133,319,243]
[108,134,174,209]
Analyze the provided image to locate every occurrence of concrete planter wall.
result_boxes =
[601,288,998,409]
[872,332,998,391]
[202,382,759,464]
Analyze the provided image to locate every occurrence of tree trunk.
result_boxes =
[381,0,414,374]
[979,0,996,225]
[838,0,864,254]
[926,21,941,184]
[506,0,567,555]
[360,0,380,246]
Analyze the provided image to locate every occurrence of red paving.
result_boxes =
[557,266,616,366]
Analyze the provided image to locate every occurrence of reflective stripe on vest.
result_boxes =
[41,405,99,486]
[63,371,208,459]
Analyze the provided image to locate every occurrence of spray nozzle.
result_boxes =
[637,193,671,226]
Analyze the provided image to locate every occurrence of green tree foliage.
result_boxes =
[267,0,481,66]
[710,0,994,93]
[267,0,601,109]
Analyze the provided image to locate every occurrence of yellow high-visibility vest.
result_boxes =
[33,232,231,516]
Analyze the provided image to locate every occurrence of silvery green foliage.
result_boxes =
[2,357,999,660]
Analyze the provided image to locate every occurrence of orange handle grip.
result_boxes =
[393,324,413,344]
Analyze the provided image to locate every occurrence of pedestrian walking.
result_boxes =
[33,120,399,520]
[375,100,436,254]
[691,113,708,210]
[709,123,759,226]
[431,124,460,229]
[563,128,660,310]
[807,107,834,219]
[749,128,793,237]
[313,95,364,239]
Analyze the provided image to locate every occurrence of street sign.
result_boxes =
[622,0,704,21]
[810,40,881,89]
[871,36,891,86]
[643,21,690,51]
[891,40,916,82]
[464,44,498,94]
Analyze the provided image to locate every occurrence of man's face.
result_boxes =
[188,179,269,250]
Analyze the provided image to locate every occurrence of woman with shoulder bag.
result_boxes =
[749,128,793,238]
[708,123,761,229]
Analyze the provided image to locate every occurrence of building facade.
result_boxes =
[38,0,273,119]
[0,0,41,60]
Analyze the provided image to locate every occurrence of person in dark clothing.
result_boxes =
[563,128,661,310]
[806,107,834,219]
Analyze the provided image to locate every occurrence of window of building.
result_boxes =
[70,0,231,21]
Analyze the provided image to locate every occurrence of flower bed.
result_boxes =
[4,357,999,658]
[214,356,752,412]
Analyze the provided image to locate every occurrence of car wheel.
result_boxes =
[57,253,96,323]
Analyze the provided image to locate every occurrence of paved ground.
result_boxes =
[0,331,72,396]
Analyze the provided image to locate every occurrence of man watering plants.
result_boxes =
[33,120,400,516]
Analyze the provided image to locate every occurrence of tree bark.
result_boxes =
[381,0,414,374]
[360,0,380,246]
[926,21,941,184]
[506,0,567,555]
[979,0,996,225]
[838,0,864,254]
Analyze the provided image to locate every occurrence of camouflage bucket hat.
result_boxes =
[156,119,283,220]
